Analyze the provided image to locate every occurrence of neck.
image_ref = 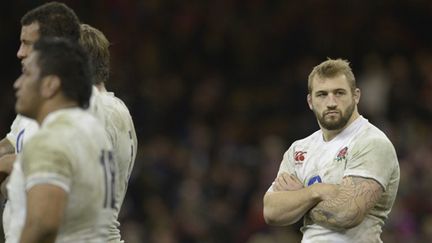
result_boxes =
[95,82,106,92]
[321,112,360,141]
[36,99,79,125]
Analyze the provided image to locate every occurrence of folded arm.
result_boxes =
[264,187,321,226]
[309,176,383,230]
[263,173,338,226]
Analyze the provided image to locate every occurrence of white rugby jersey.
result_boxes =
[4,87,137,243]
[3,115,39,237]
[6,108,115,243]
[6,115,38,153]
[271,116,400,243]
[90,87,138,243]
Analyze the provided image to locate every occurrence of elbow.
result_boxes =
[263,193,279,225]
[331,210,364,230]
[22,220,59,242]
[263,193,294,226]
[310,208,364,230]
[263,204,278,226]
[338,217,363,229]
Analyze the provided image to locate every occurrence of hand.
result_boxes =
[273,172,304,191]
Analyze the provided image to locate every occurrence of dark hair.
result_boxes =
[34,37,92,108]
[21,2,80,42]
[79,24,110,85]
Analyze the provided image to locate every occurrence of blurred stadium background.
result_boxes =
[1,0,432,242]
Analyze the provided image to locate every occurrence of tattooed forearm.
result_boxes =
[309,176,382,230]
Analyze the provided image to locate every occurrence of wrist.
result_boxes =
[308,184,323,202]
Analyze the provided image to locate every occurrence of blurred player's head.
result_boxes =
[14,37,92,121]
[18,2,80,61]
[307,58,360,131]
[79,24,110,85]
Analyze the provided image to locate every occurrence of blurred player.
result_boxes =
[1,2,81,239]
[263,59,400,242]
[0,1,81,180]
[80,23,138,243]
[7,37,114,243]
[1,2,138,242]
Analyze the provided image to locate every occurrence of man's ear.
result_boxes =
[40,75,61,98]
[307,94,313,110]
[354,88,361,105]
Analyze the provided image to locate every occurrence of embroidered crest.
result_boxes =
[335,146,348,162]
[294,151,307,165]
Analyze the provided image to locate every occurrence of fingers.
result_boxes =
[273,182,281,191]
[291,174,302,184]
[273,172,304,191]
[281,173,291,185]
[278,173,289,186]
[272,174,287,191]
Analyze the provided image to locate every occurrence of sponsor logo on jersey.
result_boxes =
[294,151,307,165]
[307,175,322,186]
[335,146,348,162]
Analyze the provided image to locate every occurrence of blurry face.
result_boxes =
[17,22,40,61]
[307,74,359,130]
[14,51,43,119]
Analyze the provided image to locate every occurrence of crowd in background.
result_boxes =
[1,0,432,242]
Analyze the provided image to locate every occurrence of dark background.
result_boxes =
[1,0,432,242]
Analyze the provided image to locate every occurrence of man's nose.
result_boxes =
[17,44,27,60]
[326,93,337,108]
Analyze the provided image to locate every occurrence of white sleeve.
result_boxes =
[6,115,22,149]
[267,145,296,192]
[344,137,398,191]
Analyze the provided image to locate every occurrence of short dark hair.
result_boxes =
[79,24,110,85]
[21,2,80,42]
[34,37,92,108]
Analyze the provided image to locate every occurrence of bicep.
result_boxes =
[26,184,68,229]
[311,176,383,229]
[338,176,383,213]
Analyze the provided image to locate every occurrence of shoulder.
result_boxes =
[21,128,69,170]
[93,92,131,115]
[44,109,96,130]
[41,109,103,143]
[91,92,135,130]
[292,130,322,147]
[354,123,395,149]
[282,130,321,159]
[349,123,398,165]
[11,114,38,129]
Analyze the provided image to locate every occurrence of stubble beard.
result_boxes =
[314,101,355,130]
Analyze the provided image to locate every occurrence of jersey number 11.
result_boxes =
[100,150,116,209]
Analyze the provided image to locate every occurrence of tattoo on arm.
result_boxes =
[310,176,382,230]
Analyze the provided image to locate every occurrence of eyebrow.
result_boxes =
[314,88,347,94]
